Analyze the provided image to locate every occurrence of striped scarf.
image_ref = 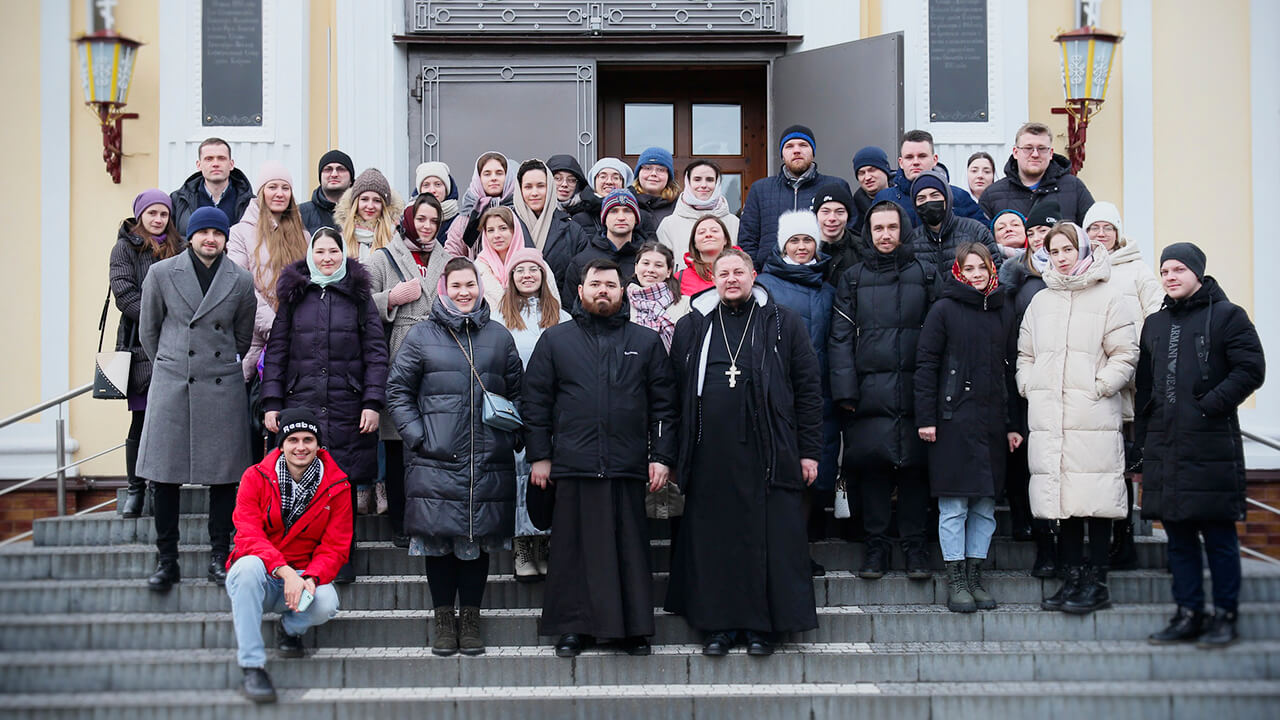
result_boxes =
[277,454,323,531]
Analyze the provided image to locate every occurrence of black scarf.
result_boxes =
[188,248,223,296]
[277,454,323,531]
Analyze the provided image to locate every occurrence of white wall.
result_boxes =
[787,0,860,52]
[336,0,409,191]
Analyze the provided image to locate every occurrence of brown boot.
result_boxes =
[431,606,458,656]
[458,606,485,656]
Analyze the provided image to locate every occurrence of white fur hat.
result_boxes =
[776,210,821,251]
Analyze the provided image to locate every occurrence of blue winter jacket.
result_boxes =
[739,167,853,267]
[874,165,988,228]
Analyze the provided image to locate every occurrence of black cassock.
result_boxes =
[664,300,819,634]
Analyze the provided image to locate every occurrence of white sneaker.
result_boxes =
[513,537,538,582]
[535,536,550,576]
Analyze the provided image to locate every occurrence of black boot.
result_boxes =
[904,541,932,580]
[207,552,229,585]
[1197,610,1239,648]
[859,542,889,580]
[120,439,145,518]
[1108,519,1138,570]
[239,667,277,704]
[1148,606,1205,644]
[1031,531,1058,579]
[1063,564,1111,614]
[1041,565,1082,611]
[276,620,306,658]
[147,558,180,592]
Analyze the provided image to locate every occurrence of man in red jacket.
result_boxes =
[225,408,353,703]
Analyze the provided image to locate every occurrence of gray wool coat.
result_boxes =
[366,237,453,441]
[136,251,257,485]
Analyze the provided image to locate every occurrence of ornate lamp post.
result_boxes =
[75,24,142,184]
[1051,25,1123,175]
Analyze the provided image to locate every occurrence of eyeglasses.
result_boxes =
[1016,145,1052,156]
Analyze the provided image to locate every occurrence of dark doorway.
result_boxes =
[598,65,767,213]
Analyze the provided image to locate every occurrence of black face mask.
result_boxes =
[916,200,947,226]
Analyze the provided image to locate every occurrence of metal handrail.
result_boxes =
[0,383,92,430]
[1242,429,1280,452]
[0,381,103,518]
[0,442,125,498]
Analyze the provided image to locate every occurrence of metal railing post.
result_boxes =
[55,409,66,517]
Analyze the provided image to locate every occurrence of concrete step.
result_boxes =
[4,603,1280,651]
[3,641,1278,694]
[1,569,1276,614]
[4,680,1278,720]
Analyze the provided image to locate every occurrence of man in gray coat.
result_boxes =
[138,206,256,591]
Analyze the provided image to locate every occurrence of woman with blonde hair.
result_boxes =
[335,168,403,260]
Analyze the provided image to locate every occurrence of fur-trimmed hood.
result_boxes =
[276,257,373,306]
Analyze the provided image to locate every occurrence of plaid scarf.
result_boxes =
[277,454,323,531]
[951,257,1000,296]
[627,282,677,350]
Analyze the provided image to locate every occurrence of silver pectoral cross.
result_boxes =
[725,364,741,388]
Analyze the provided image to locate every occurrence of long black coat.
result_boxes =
[539,208,589,293]
[1000,257,1047,434]
[914,273,1018,497]
[830,236,937,469]
[1136,278,1266,524]
[820,226,864,286]
[262,260,389,482]
[109,219,184,398]
[522,303,679,480]
[979,153,1096,225]
[386,298,524,540]
[670,287,824,493]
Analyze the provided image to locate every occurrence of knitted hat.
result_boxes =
[990,208,1027,229]
[547,154,587,187]
[1025,198,1062,230]
[414,161,452,195]
[132,189,172,220]
[1160,242,1207,280]
[809,183,856,216]
[588,157,634,189]
[909,170,950,205]
[776,210,821,251]
[600,188,640,223]
[255,161,293,190]
[1081,201,1124,242]
[316,149,354,182]
[633,146,675,178]
[350,168,392,203]
[779,124,816,155]
[186,206,230,241]
[852,146,893,179]
[277,407,323,448]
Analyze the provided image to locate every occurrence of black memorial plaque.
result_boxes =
[201,0,263,126]
[928,0,988,123]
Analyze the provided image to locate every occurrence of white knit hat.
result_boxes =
[414,161,452,195]
[776,210,821,251]
[1081,201,1124,245]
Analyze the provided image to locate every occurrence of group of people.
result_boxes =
[106,121,1264,704]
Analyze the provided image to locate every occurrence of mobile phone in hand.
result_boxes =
[297,588,314,612]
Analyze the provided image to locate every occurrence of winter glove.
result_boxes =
[387,279,422,307]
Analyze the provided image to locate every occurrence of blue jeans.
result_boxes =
[226,555,340,668]
[937,496,996,562]
[1163,519,1241,614]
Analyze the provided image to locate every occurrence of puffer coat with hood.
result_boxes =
[905,171,1003,274]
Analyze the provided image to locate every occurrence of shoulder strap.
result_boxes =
[97,286,112,352]
[380,246,407,283]
[447,327,491,394]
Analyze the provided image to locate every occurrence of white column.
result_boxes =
[336,0,409,191]
[1120,0,1154,263]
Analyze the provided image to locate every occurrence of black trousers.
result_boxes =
[859,464,929,548]
[1059,516,1111,568]
[1165,519,1241,613]
[153,483,237,560]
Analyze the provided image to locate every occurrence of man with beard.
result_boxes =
[523,258,679,658]
[299,149,354,232]
[665,248,823,657]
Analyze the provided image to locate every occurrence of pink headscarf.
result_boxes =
[475,212,529,289]
[445,151,517,254]
[504,245,561,301]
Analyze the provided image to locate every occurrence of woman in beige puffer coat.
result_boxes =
[1017,222,1139,615]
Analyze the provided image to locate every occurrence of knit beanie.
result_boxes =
[132,189,172,220]
[1025,198,1062,230]
[809,183,856,216]
[776,210,821,251]
[909,170,950,205]
[316,149,354,182]
[990,208,1027,229]
[852,146,893,179]
[414,161,452,195]
[350,168,392,203]
[1081,201,1124,242]
[633,146,675,178]
[588,157,634,189]
[1160,242,1207,280]
[277,407,323,448]
[779,124,817,155]
[255,161,293,190]
[186,206,230,241]
[547,154,587,187]
[600,188,640,223]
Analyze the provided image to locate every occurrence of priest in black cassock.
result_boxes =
[523,258,679,658]
[664,248,823,657]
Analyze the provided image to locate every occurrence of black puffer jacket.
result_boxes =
[979,153,1096,224]
[522,302,678,480]
[821,226,864,286]
[299,185,337,234]
[999,255,1047,434]
[108,219,184,398]
[907,179,1003,273]
[170,168,254,236]
[830,213,937,469]
[1136,278,1266,523]
[261,260,389,482]
[570,189,657,240]
[386,297,524,540]
[634,190,677,225]
[738,166,853,267]
[914,273,1018,497]
[561,230,650,300]
[540,208,589,292]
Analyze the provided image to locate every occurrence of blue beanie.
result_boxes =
[186,206,231,242]
[600,188,640,223]
[779,124,816,156]
[633,147,675,179]
[852,146,893,178]
[909,170,950,205]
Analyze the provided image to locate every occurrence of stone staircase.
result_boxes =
[2,486,1279,718]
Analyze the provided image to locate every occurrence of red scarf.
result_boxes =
[951,257,999,296]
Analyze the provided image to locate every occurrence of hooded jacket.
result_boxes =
[386,296,524,540]
[561,229,649,301]
[522,300,679,480]
[1017,246,1139,520]
[570,188,658,240]
[874,164,988,228]
[299,185,338,233]
[979,153,1096,225]
[1136,278,1266,524]
[170,168,254,236]
[261,259,389,482]
[905,173,1004,273]
[738,166,853,267]
[227,447,353,586]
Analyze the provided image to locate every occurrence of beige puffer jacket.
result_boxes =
[1016,246,1140,520]
[1107,241,1163,420]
